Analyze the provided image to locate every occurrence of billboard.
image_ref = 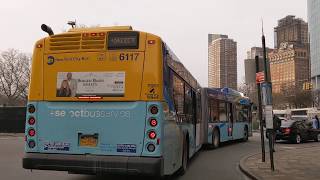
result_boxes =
[56,72,125,97]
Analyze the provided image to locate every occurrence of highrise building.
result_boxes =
[208,34,237,89]
[308,0,320,89]
[208,34,228,45]
[269,15,310,101]
[274,15,308,49]
[269,42,310,94]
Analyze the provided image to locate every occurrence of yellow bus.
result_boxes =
[23,25,203,176]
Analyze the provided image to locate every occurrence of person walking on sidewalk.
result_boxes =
[271,115,281,152]
[312,115,320,129]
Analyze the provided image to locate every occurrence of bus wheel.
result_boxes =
[178,138,188,175]
[211,129,220,149]
[243,127,249,142]
[315,133,320,142]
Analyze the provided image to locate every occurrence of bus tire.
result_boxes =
[211,129,220,149]
[243,126,249,142]
[178,137,188,175]
[314,133,320,142]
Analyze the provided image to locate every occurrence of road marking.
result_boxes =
[281,146,295,149]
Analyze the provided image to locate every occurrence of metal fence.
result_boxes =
[0,107,26,133]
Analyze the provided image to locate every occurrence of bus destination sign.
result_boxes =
[108,31,139,50]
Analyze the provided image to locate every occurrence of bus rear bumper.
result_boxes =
[23,153,163,176]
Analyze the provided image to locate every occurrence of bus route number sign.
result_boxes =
[108,31,139,50]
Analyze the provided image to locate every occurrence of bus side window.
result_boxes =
[184,84,193,123]
[211,99,219,123]
[235,105,249,122]
[219,102,227,122]
[236,105,243,122]
[172,74,184,122]
[196,92,201,123]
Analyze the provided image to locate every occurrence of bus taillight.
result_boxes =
[150,118,158,127]
[148,131,157,139]
[28,129,36,137]
[28,140,36,148]
[28,104,35,114]
[150,105,158,115]
[147,143,156,152]
[28,117,36,125]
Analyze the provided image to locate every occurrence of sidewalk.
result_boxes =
[240,145,320,180]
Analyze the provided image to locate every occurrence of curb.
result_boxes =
[239,144,320,180]
[239,153,261,180]
[0,133,24,137]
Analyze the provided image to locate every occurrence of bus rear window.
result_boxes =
[108,31,139,50]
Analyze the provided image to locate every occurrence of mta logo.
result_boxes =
[47,56,55,65]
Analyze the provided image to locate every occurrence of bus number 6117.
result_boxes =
[119,53,139,61]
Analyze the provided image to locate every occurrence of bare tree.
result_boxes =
[274,83,313,109]
[0,49,31,106]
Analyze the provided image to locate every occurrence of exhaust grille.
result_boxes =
[49,33,105,51]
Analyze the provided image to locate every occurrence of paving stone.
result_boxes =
[240,144,320,180]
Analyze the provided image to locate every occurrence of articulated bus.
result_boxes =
[23,25,203,176]
[201,88,252,148]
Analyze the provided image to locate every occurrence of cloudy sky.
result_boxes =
[0,0,307,86]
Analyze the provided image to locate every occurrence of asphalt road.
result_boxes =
[0,133,263,180]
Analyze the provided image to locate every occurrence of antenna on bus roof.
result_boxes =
[261,18,264,36]
[41,24,54,36]
[67,20,76,29]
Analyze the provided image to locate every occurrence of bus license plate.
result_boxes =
[79,135,98,147]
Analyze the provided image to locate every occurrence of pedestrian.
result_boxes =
[273,115,281,131]
[271,115,281,152]
[312,115,320,129]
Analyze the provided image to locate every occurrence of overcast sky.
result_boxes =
[0,0,307,86]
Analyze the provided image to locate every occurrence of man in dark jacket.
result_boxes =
[273,115,281,131]
[271,115,281,152]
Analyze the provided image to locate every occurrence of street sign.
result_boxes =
[261,82,272,106]
[256,72,265,83]
[265,105,273,129]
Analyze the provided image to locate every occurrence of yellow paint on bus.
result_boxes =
[28,27,164,101]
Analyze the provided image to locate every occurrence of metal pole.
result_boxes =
[255,55,265,162]
[262,34,275,171]
[262,35,268,81]
[269,131,275,171]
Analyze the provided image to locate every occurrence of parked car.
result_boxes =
[275,120,320,144]
[290,115,308,122]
